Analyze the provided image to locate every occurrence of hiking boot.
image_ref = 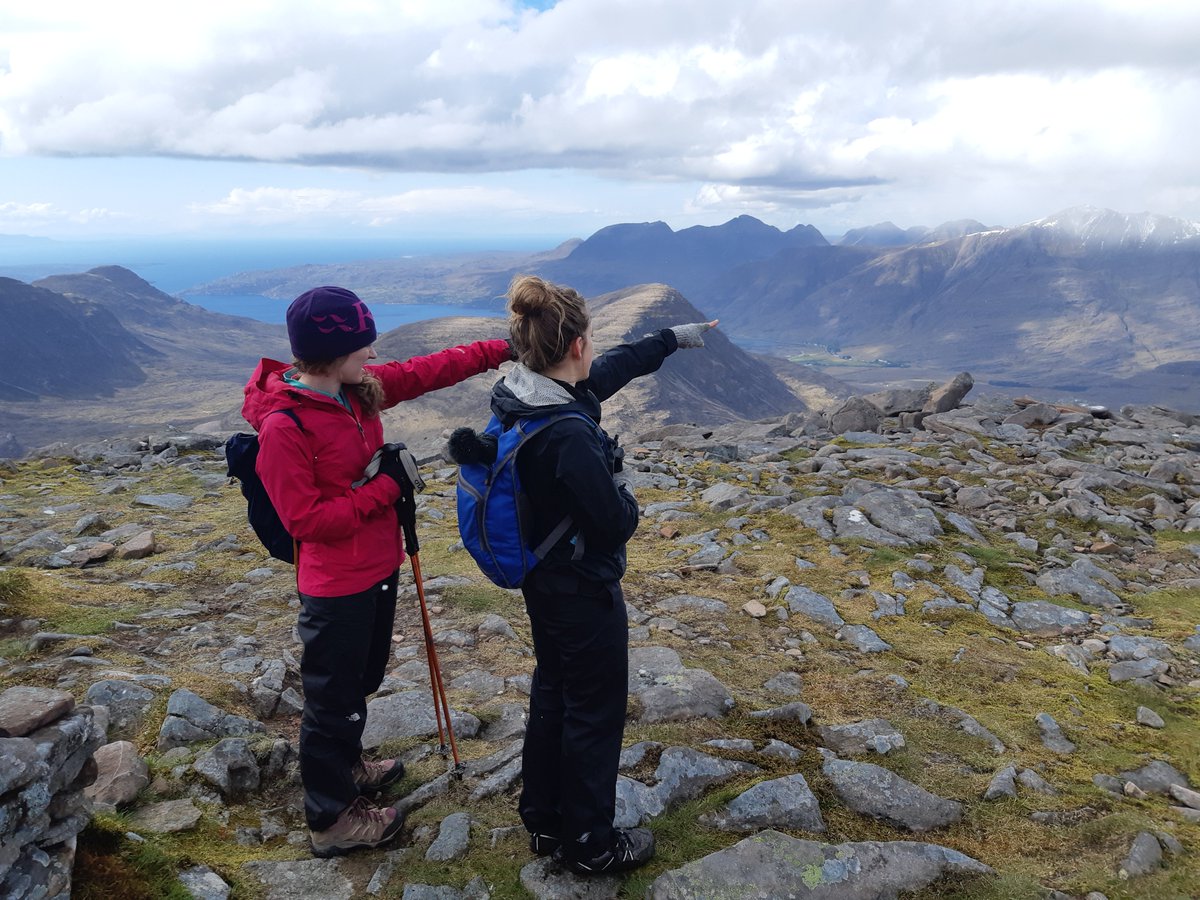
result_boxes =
[529,832,561,856]
[558,827,655,875]
[353,756,405,795]
[310,797,404,858]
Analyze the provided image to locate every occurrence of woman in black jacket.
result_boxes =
[493,274,715,875]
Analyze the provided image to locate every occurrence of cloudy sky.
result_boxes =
[2,0,1198,244]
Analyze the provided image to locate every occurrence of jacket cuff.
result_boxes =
[659,328,679,354]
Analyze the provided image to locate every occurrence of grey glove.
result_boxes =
[669,321,716,349]
[613,469,636,491]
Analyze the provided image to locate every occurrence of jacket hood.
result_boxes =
[241,358,306,430]
[491,363,601,427]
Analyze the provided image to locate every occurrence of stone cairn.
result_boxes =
[0,686,103,899]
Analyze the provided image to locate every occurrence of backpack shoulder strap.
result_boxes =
[269,408,305,433]
[516,409,596,440]
[516,410,599,562]
[263,407,305,572]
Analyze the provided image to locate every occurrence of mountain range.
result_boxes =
[193,205,1200,409]
[5,204,1200,454]
[0,268,835,457]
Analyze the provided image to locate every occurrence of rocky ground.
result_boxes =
[0,383,1198,899]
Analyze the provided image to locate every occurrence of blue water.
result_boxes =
[0,235,554,328]
[0,235,560,294]
[189,293,503,330]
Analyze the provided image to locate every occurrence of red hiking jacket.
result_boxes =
[241,339,511,596]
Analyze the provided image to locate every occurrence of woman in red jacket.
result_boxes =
[241,285,513,856]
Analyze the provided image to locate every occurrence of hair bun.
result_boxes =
[508,277,555,317]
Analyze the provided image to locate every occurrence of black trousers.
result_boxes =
[519,571,628,859]
[297,572,398,830]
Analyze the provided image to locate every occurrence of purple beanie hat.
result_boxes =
[286,286,377,360]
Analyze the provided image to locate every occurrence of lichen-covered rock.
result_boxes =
[361,691,481,749]
[700,773,825,833]
[628,647,735,723]
[648,829,992,898]
[822,757,964,832]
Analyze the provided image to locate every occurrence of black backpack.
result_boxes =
[225,409,304,564]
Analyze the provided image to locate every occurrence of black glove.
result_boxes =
[368,443,425,495]
[505,338,520,361]
[377,452,410,492]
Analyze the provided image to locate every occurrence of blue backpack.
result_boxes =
[455,411,593,588]
[225,409,304,564]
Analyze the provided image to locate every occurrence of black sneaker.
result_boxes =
[558,827,655,875]
[529,832,561,856]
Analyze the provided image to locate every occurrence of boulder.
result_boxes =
[700,773,825,832]
[821,756,964,831]
[648,830,992,899]
[923,372,974,414]
[85,740,148,807]
[830,397,881,435]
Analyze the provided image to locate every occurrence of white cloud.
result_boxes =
[0,200,118,227]
[2,0,1199,232]
[193,184,575,226]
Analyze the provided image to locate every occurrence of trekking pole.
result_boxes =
[410,551,462,772]
[389,446,463,775]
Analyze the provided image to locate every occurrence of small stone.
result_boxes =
[116,531,157,560]
[1136,706,1165,729]
[128,798,203,833]
[742,600,768,618]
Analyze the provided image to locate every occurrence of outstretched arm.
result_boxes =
[581,321,717,402]
[370,338,513,408]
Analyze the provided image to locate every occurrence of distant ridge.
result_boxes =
[838,219,991,247]
[538,215,828,300]
[370,283,827,457]
[0,276,150,399]
[0,267,287,453]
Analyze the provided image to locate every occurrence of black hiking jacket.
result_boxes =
[490,329,679,588]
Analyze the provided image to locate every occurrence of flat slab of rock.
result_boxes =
[648,829,992,899]
[763,672,804,696]
[1120,831,1163,879]
[362,691,481,748]
[127,798,203,834]
[656,594,729,615]
[1109,658,1169,683]
[628,647,734,723]
[1119,760,1190,795]
[653,747,760,809]
[242,859,354,900]
[520,856,620,899]
[133,492,194,510]
[843,481,944,545]
[426,811,472,862]
[1009,601,1090,637]
[157,688,264,750]
[178,866,231,900]
[837,624,892,653]
[0,686,75,737]
[1035,712,1076,755]
[816,719,906,756]
[700,772,825,832]
[832,506,909,547]
[784,586,844,630]
[1035,568,1121,608]
[822,757,964,832]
